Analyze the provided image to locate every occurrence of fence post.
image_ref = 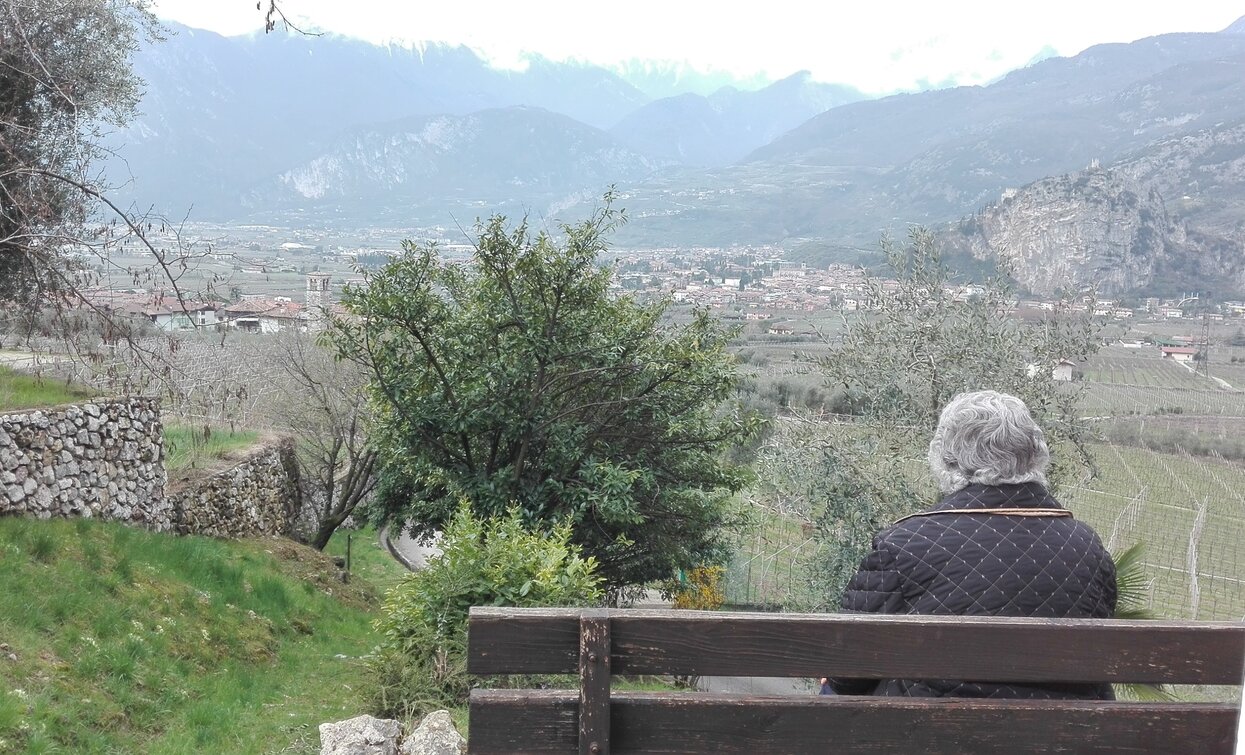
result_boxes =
[579,609,611,755]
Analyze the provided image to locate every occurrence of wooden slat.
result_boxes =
[579,611,611,755]
[468,607,578,674]
[469,690,1242,754]
[467,607,1245,684]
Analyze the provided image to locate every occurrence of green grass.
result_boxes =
[324,526,411,597]
[163,424,262,473]
[0,366,94,411]
[0,518,388,754]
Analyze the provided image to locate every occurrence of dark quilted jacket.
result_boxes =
[830,481,1117,699]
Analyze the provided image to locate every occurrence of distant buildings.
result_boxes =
[1159,346,1197,362]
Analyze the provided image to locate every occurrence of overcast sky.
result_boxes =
[151,1,1242,94]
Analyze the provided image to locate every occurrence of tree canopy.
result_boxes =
[329,200,759,591]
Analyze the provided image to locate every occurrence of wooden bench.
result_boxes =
[467,606,1244,754]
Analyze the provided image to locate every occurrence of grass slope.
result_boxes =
[163,425,263,474]
[0,519,405,754]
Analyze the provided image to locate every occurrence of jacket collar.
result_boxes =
[934,481,1062,512]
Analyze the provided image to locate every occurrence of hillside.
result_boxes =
[939,119,1245,296]
[0,518,400,753]
[244,106,658,223]
[601,29,1245,252]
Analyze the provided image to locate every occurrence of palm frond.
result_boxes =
[1111,543,1176,700]
[1112,542,1154,620]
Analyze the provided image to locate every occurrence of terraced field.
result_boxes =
[1077,346,1245,416]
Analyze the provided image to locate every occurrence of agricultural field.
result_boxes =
[1079,349,1219,389]
[1075,345,1245,416]
[1064,444,1245,622]
[1077,384,1245,416]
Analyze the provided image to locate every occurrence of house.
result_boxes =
[89,292,220,331]
[1052,359,1077,382]
[260,303,307,333]
[222,298,280,332]
[1160,346,1197,362]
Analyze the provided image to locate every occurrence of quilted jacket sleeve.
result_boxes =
[839,535,906,614]
[828,535,906,695]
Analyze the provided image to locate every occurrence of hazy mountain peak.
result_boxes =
[609,58,773,98]
[611,70,867,167]
[1224,15,1245,34]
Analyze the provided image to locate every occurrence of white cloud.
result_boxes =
[151,1,1242,93]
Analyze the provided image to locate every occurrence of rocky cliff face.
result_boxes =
[942,168,1185,296]
[941,118,1245,297]
[1113,120,1245,236]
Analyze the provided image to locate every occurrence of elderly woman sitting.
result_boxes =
[828,389,1117,699]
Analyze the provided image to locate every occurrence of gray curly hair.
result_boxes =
[927,390,1050,494]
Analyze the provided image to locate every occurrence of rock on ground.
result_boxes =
[400,710,466,755]
[319,714,402,755]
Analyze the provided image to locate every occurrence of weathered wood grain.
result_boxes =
[469,690,1243,754]
[579,611,611,755]
[467,607,1245,684]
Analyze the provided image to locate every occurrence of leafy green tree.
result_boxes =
[758,228,1104,605]
[329,199,759,592]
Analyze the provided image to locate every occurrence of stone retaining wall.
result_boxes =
[168,438,300,537]
[0,398,170,528]
[1,397,301,538]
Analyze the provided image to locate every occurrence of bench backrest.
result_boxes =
[468,607,1244,754]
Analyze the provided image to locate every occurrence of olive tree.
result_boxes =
[758,227,1104,604]
[328,199,760,592]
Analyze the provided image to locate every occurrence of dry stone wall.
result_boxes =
[0,397,300,538]
[0,398,171,528]
[168,438,300,538]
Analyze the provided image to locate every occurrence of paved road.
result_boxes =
[388,527,440,569]
[698,676,814,695]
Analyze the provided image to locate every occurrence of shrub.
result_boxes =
[368,504,603,720]
[670,566,725,611]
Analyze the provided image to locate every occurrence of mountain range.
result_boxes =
[610,72,866,166]
[111,17,1245,294]
[109,23,857,218]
